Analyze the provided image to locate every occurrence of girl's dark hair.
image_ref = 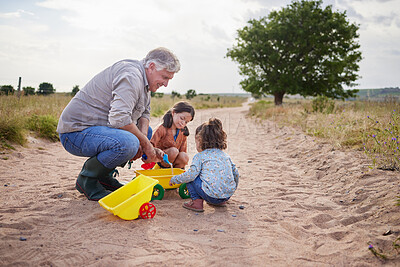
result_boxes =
[195,118,227,150]
[162,101,195,136]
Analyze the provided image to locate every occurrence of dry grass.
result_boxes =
[249,97,400,170]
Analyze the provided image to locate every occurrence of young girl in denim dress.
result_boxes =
[169,117,239,212]
[150,101,195,169]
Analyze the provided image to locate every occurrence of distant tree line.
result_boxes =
[0,82,56,96]
[154,89,197,100]
[1,81,199,100]
[170,89,197,100]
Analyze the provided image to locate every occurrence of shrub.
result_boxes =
[0,119,26,149]
[37,82,55,95]
[185,89,197,100]
[71,85,79,96]
[312,95,335,114]
[248,100,273,118]
[171,91,181,99]
[23,86,36,96]
[151,92,164,98]
[0,85,14,95]
[26,115,59,141]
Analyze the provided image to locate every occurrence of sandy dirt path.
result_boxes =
[1,102,399,266]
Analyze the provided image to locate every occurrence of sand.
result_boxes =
[1,101,399,266]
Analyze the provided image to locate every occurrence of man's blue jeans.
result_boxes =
[186,176,229,205]
[59,126,152,169]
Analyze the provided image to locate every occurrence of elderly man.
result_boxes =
[57,47,180,201]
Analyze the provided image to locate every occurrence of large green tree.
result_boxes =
[226,0,362,105]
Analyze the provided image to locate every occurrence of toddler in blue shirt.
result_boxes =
[169,118,239,212]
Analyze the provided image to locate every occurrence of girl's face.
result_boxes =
[195,134,202,152]
[172,111,192,129]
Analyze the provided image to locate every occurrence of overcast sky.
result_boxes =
[0,0,399,94]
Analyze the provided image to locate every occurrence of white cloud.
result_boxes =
[336,0,400,88]
[344,0,400,19]
[0,9,34,18]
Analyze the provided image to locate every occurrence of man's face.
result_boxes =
[146,62,175,93]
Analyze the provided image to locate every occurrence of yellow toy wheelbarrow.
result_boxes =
[133,168,190,200]
[99,174,158,220]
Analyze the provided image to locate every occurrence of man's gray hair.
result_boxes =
[143,47,181,73]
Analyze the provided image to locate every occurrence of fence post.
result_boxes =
[17,77,22,99]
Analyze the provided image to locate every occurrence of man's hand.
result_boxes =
[142,144,157,162]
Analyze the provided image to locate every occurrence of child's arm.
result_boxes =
[169,164,200,185]
[232,162,239,188]
[169,155,201,185]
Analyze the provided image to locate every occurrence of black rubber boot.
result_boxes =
[75,157,113,201]
[99,169,124,191]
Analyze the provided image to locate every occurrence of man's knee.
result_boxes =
[126,136,140,157]
[118,132,140,160]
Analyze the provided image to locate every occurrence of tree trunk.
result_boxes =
[274,92,285,105]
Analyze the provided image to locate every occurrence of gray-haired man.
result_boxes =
[57,47,180,201]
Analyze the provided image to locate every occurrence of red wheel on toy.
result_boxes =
[139,202,156,219]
